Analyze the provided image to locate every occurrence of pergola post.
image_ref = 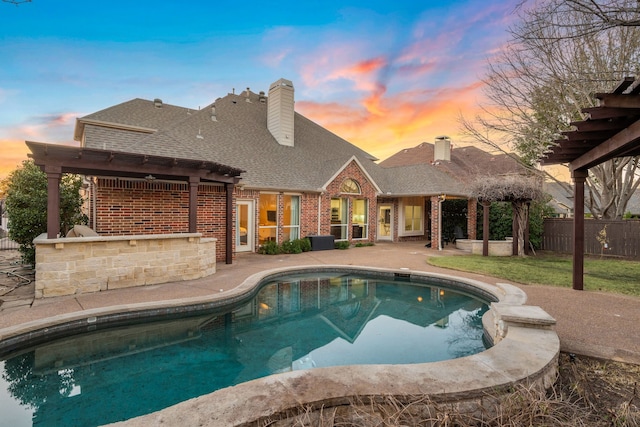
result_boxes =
[572,169,588,290]
[225,183,234,265]
[45,165,62,239]
[512,208,519,256]
[188,176,200,233]
[524,202,531,255]
[482,202,490,256]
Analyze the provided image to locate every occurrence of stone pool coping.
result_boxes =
[0,265,559,426]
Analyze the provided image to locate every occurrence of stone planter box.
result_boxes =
[455,238,513,256]
[33,233,216,298]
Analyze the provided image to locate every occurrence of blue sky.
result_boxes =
[0,0,519,178]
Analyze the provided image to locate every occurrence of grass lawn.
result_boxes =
[427,252,640,297]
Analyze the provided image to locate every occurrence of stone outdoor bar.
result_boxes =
[33,233,216,298]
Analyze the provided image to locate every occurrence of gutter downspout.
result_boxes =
[317,193,322,234]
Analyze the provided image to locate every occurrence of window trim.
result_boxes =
[399,197,424,237]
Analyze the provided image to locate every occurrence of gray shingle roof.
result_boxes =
[79,88,466,196]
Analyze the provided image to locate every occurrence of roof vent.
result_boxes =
[154,98,163,108]
[211,105,217,122]
[245,87,251,102]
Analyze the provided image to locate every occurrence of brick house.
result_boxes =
[66,78,480,262]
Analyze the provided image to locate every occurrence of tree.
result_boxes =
[470,175,544,256]
[3,160,86,266]
[462,0,640,219]
[518,0,640,38]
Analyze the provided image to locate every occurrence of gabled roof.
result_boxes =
[74,98,191,141]
[76,84,467,197]
[543,181,574,215]
[543,180,640,216]
[80,91,389,192]
[381,164,467,197]
[380,141,529,185]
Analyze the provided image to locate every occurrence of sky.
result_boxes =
[0,0,522,180]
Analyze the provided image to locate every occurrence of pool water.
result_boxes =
[0,272,489,426]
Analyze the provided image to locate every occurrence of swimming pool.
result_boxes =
[0,271,491,426]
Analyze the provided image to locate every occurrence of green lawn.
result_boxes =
[427,253,640,297]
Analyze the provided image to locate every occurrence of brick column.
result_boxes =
[430,195,440,248]
[467,198,477,239]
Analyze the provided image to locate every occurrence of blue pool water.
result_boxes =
[0,272,489,426]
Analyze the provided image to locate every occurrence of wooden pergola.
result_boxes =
[541,77,640,289]
[26,141,244,264]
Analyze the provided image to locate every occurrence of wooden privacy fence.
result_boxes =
[543,219,640,259]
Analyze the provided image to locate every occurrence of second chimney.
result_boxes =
[434,135,451,161]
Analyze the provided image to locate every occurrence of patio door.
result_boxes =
[236,200,254,252]
[377,204,393,241]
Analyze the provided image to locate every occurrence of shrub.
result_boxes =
[281,239,302,254]
[259,238,312,255]
[297,238,312,252]
[335,241,350,250]
[355,242,374,247]
[258,240,281,255]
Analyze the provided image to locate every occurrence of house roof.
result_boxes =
[543,181,574,215]
[543,179,640,216]
[78,91,380,192]
[379,141,529,185]
[75,83,500,197]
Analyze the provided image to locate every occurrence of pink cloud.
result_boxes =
[297,80,487,161]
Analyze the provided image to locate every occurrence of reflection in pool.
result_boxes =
[0,272,489,427]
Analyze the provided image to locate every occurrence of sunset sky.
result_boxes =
[0,0,523,180]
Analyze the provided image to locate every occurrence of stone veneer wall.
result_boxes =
[33,233,216,299]
[456,238,513,256]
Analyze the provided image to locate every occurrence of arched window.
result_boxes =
[340,178,361,194]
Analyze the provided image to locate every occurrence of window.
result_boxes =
[282,195,300,241]
[401,198,423,235]
[340,178,360,194]
[259,194,277,244]
[352,199,368,239]
[330,198,348,240]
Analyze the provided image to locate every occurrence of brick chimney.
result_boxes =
[267,78,295,147]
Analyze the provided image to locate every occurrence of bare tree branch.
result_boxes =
[461,0,640,219]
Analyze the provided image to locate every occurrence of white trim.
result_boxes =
[320,155,382,194]
[236,199,255,253]
[398,197,424,237]
[377,204,393,241]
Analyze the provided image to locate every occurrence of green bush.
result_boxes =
[335,241,350,250]
[258,240,281,255]
[355,242,374,247]
[298,238,312,252]
[281,239,302,254]
[259,238,311,255]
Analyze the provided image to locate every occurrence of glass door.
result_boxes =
[377,204,393,241]
[236,200,254,252]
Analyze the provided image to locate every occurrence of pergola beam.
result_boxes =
[27,141,244,265]
[570,118,640,172]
